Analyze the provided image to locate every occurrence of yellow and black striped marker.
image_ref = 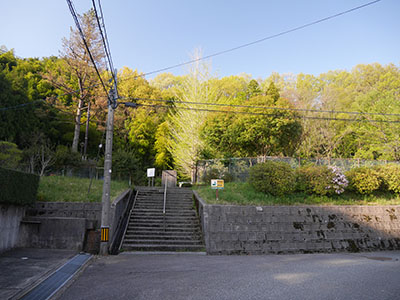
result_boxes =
[101,227,109,242]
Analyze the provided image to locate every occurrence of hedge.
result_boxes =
[0,167,39,206]
[249,161,296,196]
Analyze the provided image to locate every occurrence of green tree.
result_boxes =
[0,141,22,169]
[246,79,261,99]
[202,93,302,158]
[167,51,220,178]
[154,121,173,170]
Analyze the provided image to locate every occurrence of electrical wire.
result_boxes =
[0,87,90,112]
[123,97,400,118]
[66,0,111,103]
[92,0,117,88]
[0,99,43,112]
[134,103,400,124]
[119,0,381,80]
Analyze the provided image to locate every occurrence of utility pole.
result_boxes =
[99,75,117,255]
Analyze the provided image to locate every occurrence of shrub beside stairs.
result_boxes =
[121,187,204,251]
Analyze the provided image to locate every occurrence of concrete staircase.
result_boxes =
[121,187,204,252]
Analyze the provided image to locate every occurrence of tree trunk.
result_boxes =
[83,101,91,160]
[72,80,84,153]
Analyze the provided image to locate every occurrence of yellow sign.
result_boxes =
[101,227,109,242]
[211,179,224,189]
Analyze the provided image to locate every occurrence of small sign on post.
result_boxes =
[147,168,155,186]
[211,179,224,200]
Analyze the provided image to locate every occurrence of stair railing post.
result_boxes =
[163,178,168,232]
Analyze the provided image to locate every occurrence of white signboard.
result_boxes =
[147,168,155,177]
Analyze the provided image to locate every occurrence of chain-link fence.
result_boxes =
[195,156,399,184]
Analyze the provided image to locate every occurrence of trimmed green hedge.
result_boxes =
[249,161,296,196]
[0,167,39,206]
[346,167,381,194]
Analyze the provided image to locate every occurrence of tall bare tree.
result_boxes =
[45,9,106,153]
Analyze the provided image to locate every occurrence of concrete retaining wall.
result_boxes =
[19,202,102,251]
[17,190,132,252]
[18,217,87,250]
[193,192,400,255]
[0,204,26,253]
[26,202,102,226]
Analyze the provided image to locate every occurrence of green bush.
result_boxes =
[54,145,82,168]
[0,141,22,169]
[201,161,234,184]
[248,161,295,196]
[345,167,381,194]
[0,167,39,205]
[375,164,400,194]
[296,165,335,196]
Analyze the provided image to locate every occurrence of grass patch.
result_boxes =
[194,182,400,206]
[37,175,130,203]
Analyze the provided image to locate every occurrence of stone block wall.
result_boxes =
[193,192,400,254]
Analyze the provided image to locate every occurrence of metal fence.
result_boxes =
[195,156,399,184]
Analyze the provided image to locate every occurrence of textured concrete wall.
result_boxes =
[18,217,87,250]
[18,191,132,252]
[26,202,102,226]
[0,205,25,253]
[193,192,400,255]
[19,202,101,251]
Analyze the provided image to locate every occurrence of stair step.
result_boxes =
[120,187,204,252]
[124,239,203,245]
[126,230,200,236]
[127,227,201,233]
[131,215,198,220]
[124,233,201,239]
[122,244,205,252]
[132,210,196,216]
[130,220,199,224]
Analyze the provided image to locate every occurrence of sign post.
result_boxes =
[211,179,224,201]
[147,168,155,186]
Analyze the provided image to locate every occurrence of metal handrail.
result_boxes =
[118,190,139,252]
[163,181,167,215]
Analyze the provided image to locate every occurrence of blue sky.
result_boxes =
[1,0,399,79]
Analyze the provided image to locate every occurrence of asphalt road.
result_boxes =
[0,248,76,300]
[58,251,400,300]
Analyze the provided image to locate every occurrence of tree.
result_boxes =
[44,9,105,153]
[154,121,173,170]
[246,79,261,99]
[22,132,55,175]
[202,93,302,158]
[167,51,220,178]
[265,82,280,103]
[0,141,22,169]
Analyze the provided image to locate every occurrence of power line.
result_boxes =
[133,103,400,124]
[123,97,400,118]
[92,0,118,95]
[66,0,111,103]
[0,99,43,112]
[119,0,381,80]
[0,87,90,112]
